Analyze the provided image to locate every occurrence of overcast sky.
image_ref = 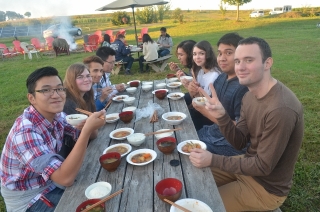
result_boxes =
[1,0,319,18]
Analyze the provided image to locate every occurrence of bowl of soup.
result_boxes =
[155,90,167,100]
[155,178,183,202]
[119,111,133,123]
[66,114,88,126]
[156,137,177,155]
[99,152,121,172]
[193,97,207,106]
[109,128,134,140]
[76,199,106,212]
[162,112,187,125]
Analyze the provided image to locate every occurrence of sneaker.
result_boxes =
[125,70,133,75]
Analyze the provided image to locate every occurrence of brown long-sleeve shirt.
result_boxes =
[211,81,304,196]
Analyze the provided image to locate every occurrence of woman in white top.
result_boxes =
[139,34,158,72]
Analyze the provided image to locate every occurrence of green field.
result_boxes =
[0,10,319,211]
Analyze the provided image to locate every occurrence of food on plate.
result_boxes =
[182,142,201,153]
[105,117,117,121]
[106,146,128,154]
[171,94,181,98]
[113,131,130,138]
[79,205,104,212]
[102,157,118,164]
[197,98,206,102]
[167,116,183,120]
[169,83,180,86]
[116,96,125,100]
[131,153,152,163]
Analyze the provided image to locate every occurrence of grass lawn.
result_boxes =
[0,11,319,211]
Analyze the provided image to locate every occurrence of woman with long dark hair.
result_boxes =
[138,33,158,72]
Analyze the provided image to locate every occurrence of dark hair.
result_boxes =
[176,40,196,69]
[160,27,166,32]
[96,46,116,61]
[83,55,104,67]
[117,34,125,39]
[101,34,111,47]
[217,32,244,48]
[192,40,220,76]
[26,66,62,94]
[238,37,272,63]
[142,33,154,43]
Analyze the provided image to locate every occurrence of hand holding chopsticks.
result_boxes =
[75,108,105,120]
[82,189,124,212]
[164,199,191,212]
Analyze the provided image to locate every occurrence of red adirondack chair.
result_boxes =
[12,40,24,54]
[93,30,103,43]
[45,37,55,50]
[30,38,45,51]
[105,30,115,43]
[83,34,99,52]
[138,28,148,43]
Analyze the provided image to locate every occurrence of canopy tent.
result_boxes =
[96,0,168,45]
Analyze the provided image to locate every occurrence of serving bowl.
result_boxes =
[76,199,106,212]
[123,97,135,105]
[99,152,121,172]
[122,106,137,115]
[154,129,174,140]
[142,84,152,92]
[193,97,207,106]
[126,87,137,95]
[167,92,185,100]
[162,112,187,125]
[109,127,134,140]
[170,198,213,212]
[126,149,157,166]
[180,76,193,82]
[105,113,119,123]
[66,114,88,126]
[85,182,112,199]
[156,83,166,89]
[155,90,167,100]
[155,178,183,202]
[167,82,182,89]
[119,111,133,123]
[103,143,132,157]
[156,137,177,155]
[127,133,146,147]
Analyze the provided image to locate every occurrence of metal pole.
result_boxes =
[131,6,138,46]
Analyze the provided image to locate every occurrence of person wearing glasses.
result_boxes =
[58,63,98,158]
[0,67,105,211]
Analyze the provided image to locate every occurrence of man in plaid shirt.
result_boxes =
[0,67,105,212]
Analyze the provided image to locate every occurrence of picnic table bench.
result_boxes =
[144,55,172,72]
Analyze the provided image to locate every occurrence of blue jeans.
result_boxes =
[158,49,170,57]
[26,187,64,212]
[121,56,134,71]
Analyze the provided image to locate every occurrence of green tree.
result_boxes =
[157,5,170,22]
[219,0,227,18]
[24,11,31,18]
[0,11,6,22]
[111,11,131,26]
[136,7,155,24]
[223,0,252,21]
[172,8,184,24]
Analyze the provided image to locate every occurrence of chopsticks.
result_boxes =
[144,128,182,136]
[164,199,191,212]
[75,108,105,120]
[82,189,124,212]
[103,99,113,110]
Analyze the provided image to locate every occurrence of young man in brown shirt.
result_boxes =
[189,37,303,211]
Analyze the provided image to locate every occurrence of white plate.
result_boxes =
[167,92,185,100]
[109,128,134,140]
[126,80,141,85]
[105,113,119,123]
[170,198,212,212]
[177,140,207,155]
[126,149,157,166]
[162,112,187,125]
[85,182,112,200]
[112,95,129,102]
[102,143,132,157]
[167,82,182,88]
[152,89,169,94]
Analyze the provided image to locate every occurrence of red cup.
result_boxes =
[155,178,183,202]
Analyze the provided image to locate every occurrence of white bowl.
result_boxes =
[170,198,212,212]
[66,114,88,126]
[180,76,193,82]
[156,83,166,89]
[105,113,119,123]
[154,129,174,140]
[126,149,157,166]
[127,80,141,85]
[102,143,132,157]
[162,112,187,125]
[152,89,169,94]
[177,140,207,156]
[109,128,134,140]
[127,133,146,146]
[123,97,135,105]
[142,81,153,85]
[112,95,129,102]
[193,97,207,106]
[142,84,152,92]
[122,106,137,115]
[167,92,185,100]
[126,87,137,94]
[167,82,182,88]
[167,77,178,82]
[85,182,112,199]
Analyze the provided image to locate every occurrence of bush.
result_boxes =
[111,11,131,26]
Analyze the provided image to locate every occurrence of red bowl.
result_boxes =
[155,178,183,202]
[155,90,167,100]
[129,81,140,87]
[76,198,106,212]
[156,137,177,155]
[119,111,133,123]
[99,152,121,172]
[166,74,176,79]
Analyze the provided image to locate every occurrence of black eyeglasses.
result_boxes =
[104,60,116,65]
[35,88,67,96]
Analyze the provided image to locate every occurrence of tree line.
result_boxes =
[0,11,31,22]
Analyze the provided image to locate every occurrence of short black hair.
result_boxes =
[160,27,166,32]
[238,37,272,63]
[96,46,116,61]
[26,66,62,94]
[217,33,244,48]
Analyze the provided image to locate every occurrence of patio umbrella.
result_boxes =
[96,0,168,45]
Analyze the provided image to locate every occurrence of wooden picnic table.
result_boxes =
[55,79,225,212]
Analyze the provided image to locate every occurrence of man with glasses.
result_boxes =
[0,67,105,211]
[95,47,125,110]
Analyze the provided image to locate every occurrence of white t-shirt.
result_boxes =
[143,41,159,61]
[196,67,221,96]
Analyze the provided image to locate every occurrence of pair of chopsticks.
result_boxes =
[144,128,182,136]
[82,189,124,212]
[164,199,191,212]
[103,99,113,110]
[75,108,105,120]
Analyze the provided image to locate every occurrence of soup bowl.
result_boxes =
[126,87,137,95]
[156,137,177,155]
[99,152,121,172]
[155,178,183,202]
[119,111,133,123]
[155,90,167,100]
[66,114,88,126]
[129,81,140,87]
[76,199,106,212]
